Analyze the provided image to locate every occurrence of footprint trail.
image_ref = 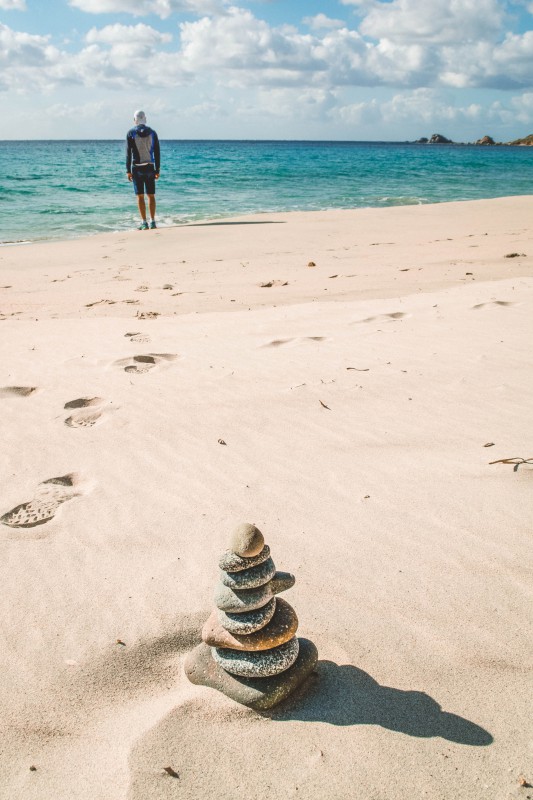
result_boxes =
[1,474,86,529]
[114,353,178,374]
[0,386,38,398]
[63,397,110,428]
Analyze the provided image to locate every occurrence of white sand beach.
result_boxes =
[0,197,532,800]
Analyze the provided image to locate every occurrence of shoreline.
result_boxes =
[5,138,532,247]
[1,192,532,250]
[2,136,531,144]
[1,195,532,799]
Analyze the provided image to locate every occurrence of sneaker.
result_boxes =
[150,220,157,229]
[138,221,149,231]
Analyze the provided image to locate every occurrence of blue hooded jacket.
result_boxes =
[126,124,160,173]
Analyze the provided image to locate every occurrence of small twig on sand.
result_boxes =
[163,767,179,779]
[489,457,533,472]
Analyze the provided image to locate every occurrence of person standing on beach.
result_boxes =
[126,110,160,230]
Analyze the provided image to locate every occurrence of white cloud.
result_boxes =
[174,6,533,93]
[69,0,226,17]
[437,31,533,90]
[40,100,113,119]
[0,24,57,70]
[489,31,533,86]
[384,89,483,122]
[347,0,505,44]
[335,97,380,126]
[339,0,375,9]
[254,86,337,119]
[1,3,532,101]
[0,0,26,9]
[0,22,187,91]
[509,91,533,122]
[86,23,172,45]
[182,99,226,117]
[178,7,325,80]
[303,14,345,31]
[336,88,487,128]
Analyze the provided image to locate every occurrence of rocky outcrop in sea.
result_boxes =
[414,132,533,146]
[185,523,318,710]
[415,133,453,144]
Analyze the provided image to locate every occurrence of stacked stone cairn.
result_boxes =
[185,523,318,710]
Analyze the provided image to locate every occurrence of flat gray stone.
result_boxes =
[214,582,273,613]
[219,557,276,590]
[185,638,318,710]
[270,571,296,595]
[218,598,277,635]
[219,545,271,573]
[212,636,299,677]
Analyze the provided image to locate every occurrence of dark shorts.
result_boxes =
[132,164,156,196]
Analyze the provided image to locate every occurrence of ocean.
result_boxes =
[1,140,532,245]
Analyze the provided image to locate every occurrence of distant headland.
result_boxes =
[414,133,533,146]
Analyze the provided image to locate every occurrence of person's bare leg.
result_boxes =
[137,194,147,221]
[148,194,156,221]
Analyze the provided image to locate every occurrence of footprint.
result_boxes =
[65,412,104,428]
[136,311,160,320]
[0,386,38,398]
[125,332,151,344]
[1,474,85,529]
[85,299,116,308]
[259,280,289,288]
[262,337,327,348]
[64,397,102,410]
[263,339,294,347]
[63,397,108,428]
[472,300,515,310]
[125,355,157,374]
[356,312,409,323]
[114,353,177,374]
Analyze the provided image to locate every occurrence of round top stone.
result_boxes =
[230,523,265,557]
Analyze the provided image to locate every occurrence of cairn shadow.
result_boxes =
[270,660,493,747]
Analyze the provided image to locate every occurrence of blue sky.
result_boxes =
[1,0,533,139]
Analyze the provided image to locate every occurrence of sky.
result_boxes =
[1,0,533,140]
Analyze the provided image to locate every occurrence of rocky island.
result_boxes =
[414,132,533,145]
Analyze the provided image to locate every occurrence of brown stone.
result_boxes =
[184,637,318,710]
[230,523,264,557]
[202,597,298,651]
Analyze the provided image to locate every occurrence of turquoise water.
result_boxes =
[1,140,532,244]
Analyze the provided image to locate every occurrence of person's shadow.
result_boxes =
[268,650,492,746]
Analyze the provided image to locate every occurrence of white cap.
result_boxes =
[133,110,146,124]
